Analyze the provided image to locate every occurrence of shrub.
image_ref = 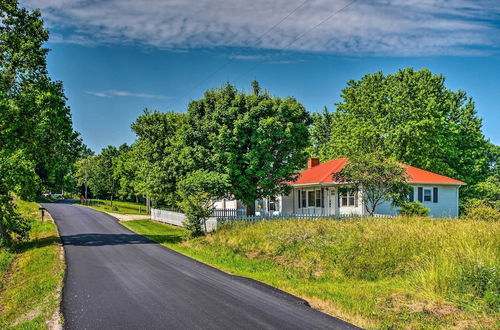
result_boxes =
[465,203,500,221]
[456,263,499,309]
[397,201,430,216]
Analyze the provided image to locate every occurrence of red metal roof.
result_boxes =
[290,158,465,185]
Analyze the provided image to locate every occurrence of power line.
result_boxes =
[235,0,358,81]
[164,0,312,110]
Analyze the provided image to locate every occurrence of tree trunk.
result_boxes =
[146,196,150,214]
[246,202,256,216]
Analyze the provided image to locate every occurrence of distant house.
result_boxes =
[255,158,465,218]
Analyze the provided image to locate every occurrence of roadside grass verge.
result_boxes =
[78,199,148,215]
[122,218,499,329]
[0,200,64,329]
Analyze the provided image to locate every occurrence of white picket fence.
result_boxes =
[150,208,217,232]
[151,208,395,233]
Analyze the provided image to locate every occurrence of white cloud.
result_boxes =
[25,0,500,56]
[86,89,167,99]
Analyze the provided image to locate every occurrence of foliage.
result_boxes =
[308,106,333,158]
[0,1,83,244]
[398,201,430,216]
[333,152,411,215]
[465,202,500,222]
[321,68,490,186]
[131,111,193,207]
[177,170,230,236]
[0,194,30,245]
[124,217,499,329]
[456,263,499,309]
[75,146,121,203]
[187,81,310,214]
[114,144,137,200]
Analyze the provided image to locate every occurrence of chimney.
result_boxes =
[307,158,320,169]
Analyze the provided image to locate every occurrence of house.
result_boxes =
[256,158,465,218]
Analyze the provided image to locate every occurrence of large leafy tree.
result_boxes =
[130,110,195,207]
[322,68,490,186]
[1,1,81,244]
[187,81,310,214]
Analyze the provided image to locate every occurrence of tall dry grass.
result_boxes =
[210,217,499,309]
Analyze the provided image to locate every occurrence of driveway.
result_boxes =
[44,202,358,329]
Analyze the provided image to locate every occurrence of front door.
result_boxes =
[328,189,336,215]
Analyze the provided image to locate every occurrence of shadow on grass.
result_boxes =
[13,236,60,253]
[140,234,185,245]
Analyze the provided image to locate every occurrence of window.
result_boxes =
[308,191,315,207]
[341,192,358,207]
[424,189,432,202]
[302,191,306,208]
[315,190,321,207]
[269,199,279,212]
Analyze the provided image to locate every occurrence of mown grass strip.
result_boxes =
[79,199,148,215]
[122,218,499,329]
[0,200,64,329]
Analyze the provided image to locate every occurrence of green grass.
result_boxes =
[0,199,64,329]
[122,218,499,329]
[80,199,148,215]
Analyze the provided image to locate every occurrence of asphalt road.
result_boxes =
[44,202,358,330]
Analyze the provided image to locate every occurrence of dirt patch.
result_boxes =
[244,251,260,259]
[381,293,460,317]
[452,317,495,330]
[13,307,43,326]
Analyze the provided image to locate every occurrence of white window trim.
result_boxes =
[299,188,323,208]
[340,191,358,207]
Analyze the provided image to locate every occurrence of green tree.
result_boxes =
[333,152,411,216]
[1,1,80,243]
[323,68,490,186]
[177,170,230,236]
[75,157,93,199]
[187,81,310,214]
[308,106,333,159]
[114,144,139,200]
[131,110,199,207]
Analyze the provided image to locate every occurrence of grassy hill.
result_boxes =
[124,217,499,329]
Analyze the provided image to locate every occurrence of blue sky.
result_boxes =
[25,0,500,152]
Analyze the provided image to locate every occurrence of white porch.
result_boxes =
[256,185,366,216]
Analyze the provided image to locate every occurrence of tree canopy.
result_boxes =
[1,1,84,244]
[319,68,490,186]
[186,81,310,213]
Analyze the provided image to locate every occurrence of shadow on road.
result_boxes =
[60,233,180,246]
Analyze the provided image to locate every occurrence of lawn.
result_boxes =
[122,217,499,329]
[0,199,64,329]
[79,199,149,215]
